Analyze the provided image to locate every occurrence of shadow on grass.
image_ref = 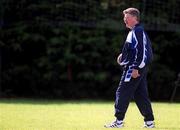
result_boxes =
[0,98,180,105]
[0,98,113,105]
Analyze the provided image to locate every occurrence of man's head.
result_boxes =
[123,8,140,29]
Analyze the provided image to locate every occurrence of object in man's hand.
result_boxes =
[117,54,122,65]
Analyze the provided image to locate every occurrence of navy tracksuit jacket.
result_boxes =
[115,24,154,121]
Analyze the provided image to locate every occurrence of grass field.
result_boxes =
[0,99,180,130]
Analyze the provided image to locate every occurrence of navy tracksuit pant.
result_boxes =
[115,66,154,121]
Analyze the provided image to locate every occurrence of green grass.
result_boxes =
[0,99,180,130]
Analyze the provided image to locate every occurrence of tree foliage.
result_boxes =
[0,0,180,100]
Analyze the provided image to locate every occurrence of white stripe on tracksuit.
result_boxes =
[124,30,148,82]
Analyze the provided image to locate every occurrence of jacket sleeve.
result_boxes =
[132,28,144,70]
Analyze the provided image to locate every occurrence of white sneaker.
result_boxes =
[144,121,155,128]
[104,120,124,128]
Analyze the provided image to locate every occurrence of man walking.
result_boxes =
[105,8,155,128]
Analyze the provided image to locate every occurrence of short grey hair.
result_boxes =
[123,8,140,21]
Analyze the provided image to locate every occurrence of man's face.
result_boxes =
[123,14,136,29]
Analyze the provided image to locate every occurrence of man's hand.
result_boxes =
[117,53,122,65]
[131,69,140,78]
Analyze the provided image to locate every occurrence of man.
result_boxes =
[105,8,155,128]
